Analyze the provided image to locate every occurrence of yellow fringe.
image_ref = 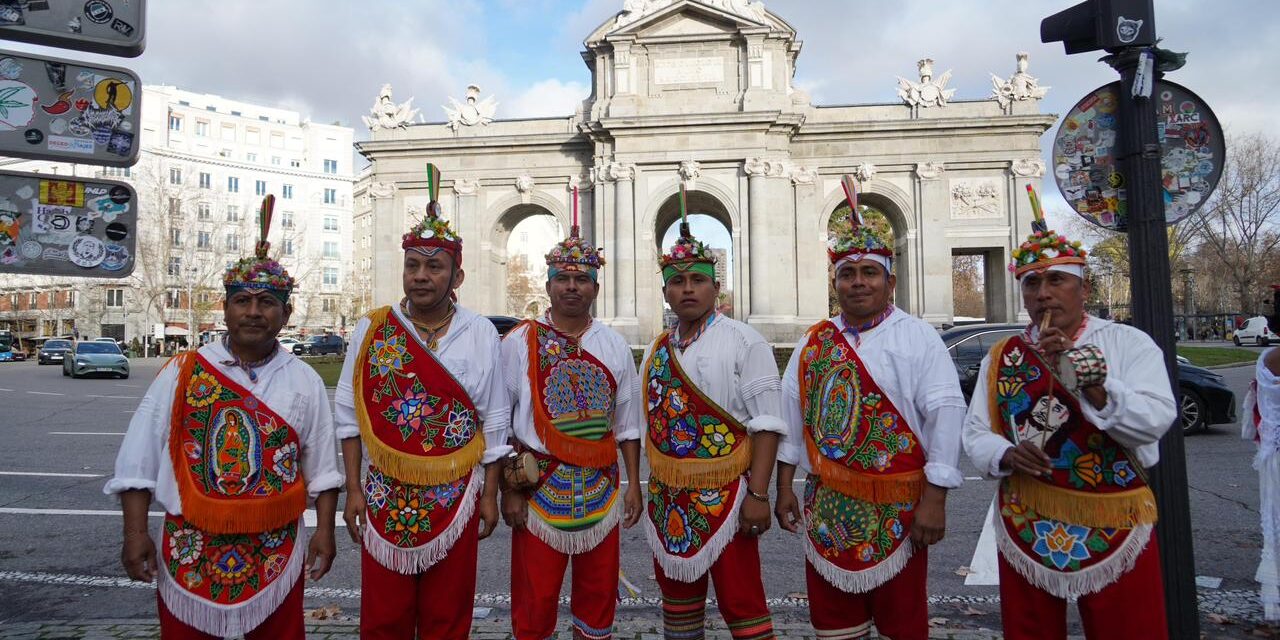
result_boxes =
[648,438,752,489]
[167,352,307,534]
[526,322,618,469]
[986,337,1010,435]
[1007,474,1159,529]
[805,437,924,505]
[353,305,482,486]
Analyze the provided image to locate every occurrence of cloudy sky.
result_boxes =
[5,0,1270,238]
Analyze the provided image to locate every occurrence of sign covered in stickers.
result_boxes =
[1052,80,1224,232]
[0,169,136,278]
[0,0,145,57]
[0,49,140,166]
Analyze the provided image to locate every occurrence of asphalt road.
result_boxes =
[0,352,1267,633]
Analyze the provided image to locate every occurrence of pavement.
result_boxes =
[0,351,1274,639]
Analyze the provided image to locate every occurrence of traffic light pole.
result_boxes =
[1109,47,1201,637]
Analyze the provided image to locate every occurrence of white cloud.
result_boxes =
[506,79,591,119]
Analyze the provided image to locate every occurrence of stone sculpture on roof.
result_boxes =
[362,84,420,131]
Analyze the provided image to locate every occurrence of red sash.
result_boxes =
[168,352,306,534]
[520,320,618,468]
[797,321,924,589]
[988,336,1157,593]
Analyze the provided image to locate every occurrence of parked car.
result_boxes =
[278,337,302,351]
[293,334,345,356]
[1234,316,1277,346]
[486,315,523,337]
[942,323,1236,435]
[93,337,127,351]
[37,339,73,365]
[62,341,130,379]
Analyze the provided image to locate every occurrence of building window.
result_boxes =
[166,289,182,308]
[323,188,336,204]
[290,159,302,168]
[195,121,209,136]
[226,234,240,252]
[227,205,240,222]
[168,197,181,216]
[246,152,258,163]
[169,228,182,247]
[246,128,260,145]
[281,184,293,199]
[227,177,239,193]
[271,156,281,166]
[323,267,339,286]
[102,166,131,178]
[281,212,294,229]
[323,241,339,259]
[197,203,211,220]
[284,238,294,256]
[219,149,232,158]
[28,292,37,308]
[221,123,236,141]
[169,168,182,185]
[197,230,211,250]
[106,289,124,308]
[168,257,182,276]
[255,180,267,196]
[65,290,76,307]
[324,159,338,174]
[199,172,211,189]
[168,115,182,131]
[323,216,338,231]
[322,298,336,312]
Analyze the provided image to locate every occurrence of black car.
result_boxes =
[486,315,523,337]
[293,334,345,356]
[942,323,1236,435]
[37,339,73,365]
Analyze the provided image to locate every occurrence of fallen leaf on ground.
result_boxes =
[306,605,342,620]
[785,592,808,600]
[954,566,973,576]
[928,617,950,627]
[1207,613,1234,626]
[959,606,984,616]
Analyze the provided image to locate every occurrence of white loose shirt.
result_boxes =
[963,315,1177,478]
[335,304,513,465]
[105,342,345,513]
[501,320,643,452]
[778,309,967,489]
[639,315,788,436]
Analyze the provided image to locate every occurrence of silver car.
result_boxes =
[63,341,130,379]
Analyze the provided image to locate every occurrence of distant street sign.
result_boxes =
[0,169,136,278]
[0,0,145,57]
[1052,79,1224,231]
[0,49,140,166]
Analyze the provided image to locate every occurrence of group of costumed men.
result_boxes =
[107,165,1180,640]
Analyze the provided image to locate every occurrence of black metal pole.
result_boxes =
[1110,48,1200,637]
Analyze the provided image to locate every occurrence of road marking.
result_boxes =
[27,391,63,396]
[0,388,12,392]
[86,395,139,399]
[0,471,103,478]
[964,476,984,481]
[0,506,344,528]
[48,432,126,436]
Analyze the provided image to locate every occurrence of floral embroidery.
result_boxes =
[389,496,431,534]
[442,409,476,449]
[668,417,699,456]
[364,468,391,510]
[370,335,410,377]
[426,481,462,509]
[663,503,694,554]
[691,488,729,517]
[364,464,473,549]
[169,527,203,566]
[1031,521,1092,570]
[1111,461,1136,487]
[185,371,222,409]
[263,553,288,582]
[999,488,1128,574]
[387,390,434,440]
[209,544,255,586]
[271,442,298,483]
[163,515,299,605]
[700,424,736,457]
[258,529,289,550]
[804,477,913,569]
[646,339,746,461]
[646,479,728,559]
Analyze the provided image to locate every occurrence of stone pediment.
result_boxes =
[588,1,792,43]
[636,10,743,38]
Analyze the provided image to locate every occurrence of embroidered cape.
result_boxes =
[987,335,1157,598]
[797,321,925,593]
[522,320,618,468]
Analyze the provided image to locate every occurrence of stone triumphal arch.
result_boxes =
[357,0,1055,344]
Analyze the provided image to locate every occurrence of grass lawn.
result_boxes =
[306,358,344,387]
[1176,346,1259,368]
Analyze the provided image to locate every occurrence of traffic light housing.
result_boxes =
[1041,0,1156,54]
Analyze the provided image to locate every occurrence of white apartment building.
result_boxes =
[0,85,356,347]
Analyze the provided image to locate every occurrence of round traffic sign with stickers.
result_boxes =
[1052,80,1224,231]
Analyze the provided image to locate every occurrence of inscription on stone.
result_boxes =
[654,57,724,85]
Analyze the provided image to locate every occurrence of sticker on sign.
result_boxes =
[0,169,136,279]
[0,0,145,57]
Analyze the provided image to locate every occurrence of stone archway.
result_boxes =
[483,203,564,317]
[815,182,916,317]
[824,193,911,315]
[644,188,736,335]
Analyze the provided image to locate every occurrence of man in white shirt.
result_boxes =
[962,195,1176,640]
[499,220,643,640]
[776,177,963,640]
[334,166,512,640]
[1244,297,1280,621]
[107,195,343,639]
[640,201,784,640]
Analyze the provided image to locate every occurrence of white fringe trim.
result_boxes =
[644,477,745,583]
[527,494,622,556]
[362,471,481,575]
[157,519,308,638]
[802,517,914,594]
[992,504,1153,600]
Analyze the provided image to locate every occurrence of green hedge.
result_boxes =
[631,346,795,374]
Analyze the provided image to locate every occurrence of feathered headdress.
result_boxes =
[659,185,717,282]
[1009,184,1087,279]
[223,194,295,301]
[546,186,605,281]
[402,163,463,266]
[828,175,892,272]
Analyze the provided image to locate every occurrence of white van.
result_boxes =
[1234,316,1277,346]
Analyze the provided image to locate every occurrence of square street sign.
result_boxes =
[0,49,141,167]
[0,169,137,278]
[0,0,146,57]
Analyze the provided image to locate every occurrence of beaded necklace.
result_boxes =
[402,298,456,351]
[219,334,279,383]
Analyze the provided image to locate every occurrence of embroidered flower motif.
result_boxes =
[663,504,694,554]
[667,417,699,456]
[271,442,298,483]
[185,371,222,408]
[896,433,912,452]
[209,544,255,586]
[370,335,408,377]
[390,390,432,435]
[181,570,203,589]
[817,326,835,342]
[364,468,391,510]
[691,488,729,517]
[700,423,737,457]
[855,542,876,562]
[168,527,203,566]
[259,529,289,550]
[1072,452,1103,488]
[426,480,463,509]
[389,496,430,534]
[664,387,689,417]
[873,451,891,472]
[540,334,566,362]
[885,517,904,540]
[1111,461,1136,487]
[182,440,203,461]
[1031,520,1092,570]
[442,409,475,448]
[263,553,288,582]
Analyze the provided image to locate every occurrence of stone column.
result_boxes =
[743,157,798,342]
[452,179,481,310]
[912,163,950,323]
[606,163,638,329]
[369,181,401,308]
[791,167,826,322]
[1007,158,1047,322]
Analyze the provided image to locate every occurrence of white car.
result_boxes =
[278,337,301,351]
[1234,316,1277,346]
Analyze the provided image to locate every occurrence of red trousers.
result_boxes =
[511,526,620,639]
[359,512,480,640]
[157,576,304,640]
[805,548,929,640]
[998,537,1168,640]
[653,533,775,640]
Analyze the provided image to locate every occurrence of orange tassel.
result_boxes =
[804,436,923,504]
[525,323,618,469]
